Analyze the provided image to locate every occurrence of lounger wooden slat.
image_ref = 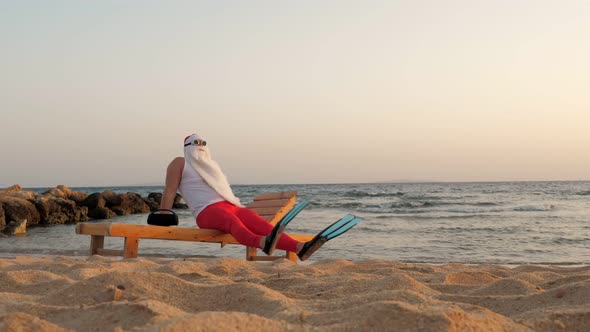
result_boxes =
[78,222,111,236]
[75,191,313,263]
[247,199,293,208]
[113,224,241,243]
[253,191,298,201]
[80,223,314,244]
[247,206,284,216]
[249,192,296,225]
[259,214,277,222]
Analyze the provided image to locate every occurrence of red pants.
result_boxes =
[196,201,299,252]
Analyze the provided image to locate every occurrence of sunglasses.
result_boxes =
[184,140,207,147]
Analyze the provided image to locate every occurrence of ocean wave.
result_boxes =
[360,208,427,214]
[375,215,396,219]
[482,190,510,194]
[353,226,388,233]
[334,202,365,209]
[399,195,462,201]
[470,202,499,206]
[419,201,500,207]
[400,214,499,220]
[435,226,496,232]
[551,237,590,245]
[444,207,506,214]
[342,190,404,198]
[389,201,434,209]
[344,204,508,215]
[317,201,447,212]
[576,191,590,196]
[387,200,497,209]
[513,204,555,212]
[318,202,379,210]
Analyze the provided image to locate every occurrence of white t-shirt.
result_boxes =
[178,160,225,219]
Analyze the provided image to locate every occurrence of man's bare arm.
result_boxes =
[160,157,184,210]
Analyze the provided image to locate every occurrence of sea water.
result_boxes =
[1,182,589,264]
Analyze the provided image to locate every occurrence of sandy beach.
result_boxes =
[0,256,588,331]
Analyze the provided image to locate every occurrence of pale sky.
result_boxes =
[1,1,589,187]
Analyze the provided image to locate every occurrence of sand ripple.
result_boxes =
[1,256,589,331]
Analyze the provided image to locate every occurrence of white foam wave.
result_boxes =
[513,204,555,212]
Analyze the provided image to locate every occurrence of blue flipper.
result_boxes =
[326,216,363,240]
[298,214,363,261]
[317,214,356,237]
[263,200,311,255]
[278,200,312,227]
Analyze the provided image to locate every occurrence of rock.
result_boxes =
[0,185,39,201]
[80,193,106,210]
[145,192,187,209]
[53,198,76,214]
[1,190,39,201]
[32,196,88,225]
[68,191,89,205]
[53,185,88,205]
[0,196,41,226]
[0,205,5,229]
[88,207,116,219]
[110,206,126,216]
[173,193,188,209]
[144,192,162,211]
[52,198,88,224]
[142,197,160,211]
[0,185,162,228]
[102,190,122,207]
[148,192,163,202]
[74,206,89,223]
[111,193,150,216]
[0,184,22,194]
[56,185,73,197]
[174,202,189,209]
[43,187,67,199]
[11,191,40,201]
[32,196,59,221]
[46,212,70,224]
[173,193,183,205]
[2,219,27,235]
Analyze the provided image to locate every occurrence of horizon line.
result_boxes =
[6,179,590,190]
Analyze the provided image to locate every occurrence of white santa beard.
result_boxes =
[184,146,242,207]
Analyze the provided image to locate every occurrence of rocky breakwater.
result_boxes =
[0,185,187,234]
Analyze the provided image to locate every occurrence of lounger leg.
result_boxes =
[124,237,139,258]
[90,235,104,255]
[286,251,298,263]
[246,246,257,261]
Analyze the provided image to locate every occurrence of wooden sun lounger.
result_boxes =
[75,191,314,263]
